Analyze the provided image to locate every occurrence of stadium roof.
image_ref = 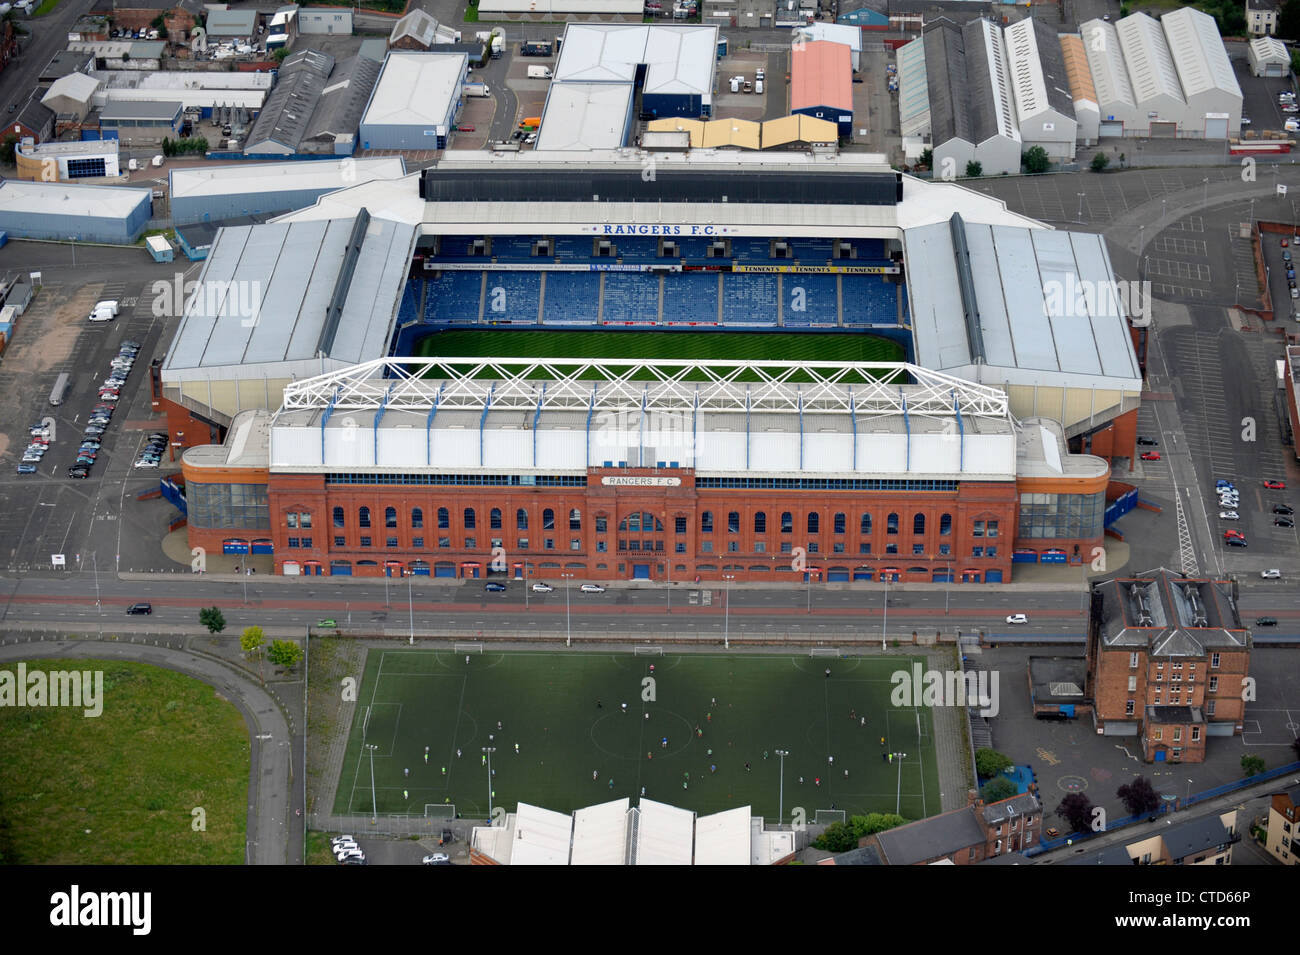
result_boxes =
[170,157,405,200]
[1115,12,1185,106]
[1004,18,1075,123]
[633,800,695,865]
[534,83,633,151]
[362,52,466,128]
[571,799,630,865]
[1080,20,1136,111]
[161,211,416,382]
[1161,6,1241,100]
[695,807,752,865]
[791,40,853,112]
[907,215,1142,391]
[509,803,575,865]
[1058,34,1097,106]
[0,180,149,219]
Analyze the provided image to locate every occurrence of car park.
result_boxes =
[484,581,507,592]
[1140,451,1160,461]
[1218,511,1239,520]
[1263,479,1287,489]
[1006,613,1028,624]
[1261,569,1282,579]
[580,583,605,594]
[531,582,554,592]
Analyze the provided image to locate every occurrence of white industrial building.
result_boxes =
[470,800,796,866]
[793,22,863,71]
[924,21,1023,178]
[1004,18,1077,160]
[41,72,100,120]
[88,70,271,114]
[298,6,353,34]
[477,0,642,17]
[1079,9,1241,137]
[1248,36,1290,77]
[535,83,634,151]
[16,138,121,180]
[358,52,467,150]
[1059,35,1100,146]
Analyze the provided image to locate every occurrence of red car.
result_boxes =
[456,125,475,132]
[1284,238,1291,248]
[1224,529,1245,539]
[1140,451,1161,461]
[1263,479,1287,489]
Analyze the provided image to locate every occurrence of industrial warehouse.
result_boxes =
[153,149,1144,584]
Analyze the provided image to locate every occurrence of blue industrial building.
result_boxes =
[0,181,152,243]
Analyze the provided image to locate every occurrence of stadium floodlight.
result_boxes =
[365,743,379,824]
[482,747,497,818]
[775,749,789,824]
[722,573,735,650]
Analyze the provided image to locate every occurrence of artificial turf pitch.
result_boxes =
[413,329,905,381]
[333,650,941,822]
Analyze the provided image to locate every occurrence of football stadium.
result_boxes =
[156,147,1142,586]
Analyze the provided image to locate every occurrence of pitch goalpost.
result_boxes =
[809,648,840,658]
[633,646,665,656]
[424,804,457,820]
[454,642,484,654]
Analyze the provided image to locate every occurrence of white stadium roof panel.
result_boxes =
[634,799,695,866]
[509,803,574,865]
[571,799,630,866]
[1080,20,1136,109]
[1025,228,1104,377]
[1115,12,1184,106]
[694,807,752,866]
[1161,6,1241,100]
[170,158,405,200]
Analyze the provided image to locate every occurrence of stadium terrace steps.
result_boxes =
[842,275,899,326]
[601,272,660,324]
[542,272,601,325]
[485,270,542,323]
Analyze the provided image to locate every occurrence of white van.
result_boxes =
[88,300,119,323]
[755,78,764,95]
[128,158,139,171]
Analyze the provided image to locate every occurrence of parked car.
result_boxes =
[1226,537,1248,547]
[16,464,37,474]
[484,581,507,592]
[1273,504,1294,515]
[1255,616,1278,627]
[1260,569,1282,579]
[531,582,554,593]
[134,459,159,469]
[1275,517,1295,528]
[422,853,450,864]
[1139,451,1161,461]
[1136,436,1158,446]
[580,584,606,594]
[1218,511,1239,520]
[1006,613,1029,624]
[1264,479,1287,489]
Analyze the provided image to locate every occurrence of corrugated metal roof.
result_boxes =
[1004,18,1075,122]
[42,72,99,105]
[535,83,632,151]
[924,24,972,146]
[791,40,853,112]
[1249,35,1289,67]
[206,8,258,34]
[1116,12,1185,107]
[962,19,1019,144]
[362,51,466,127]
[389,8,439,47]
[1080,20,1136,110]
[0,179,150,219]
[1162,6,1241,100]
[897,35,931,128]
[1059,34,1097,105]
[243,50,335,152]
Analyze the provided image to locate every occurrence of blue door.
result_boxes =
[223,539,249,555]
[853,570,872,581]
[251,539,274,555]
[434,562,456,578]
[828,569,850,582]
[330,561,352,576]
[411,563,431,576]
[932,570,953,583]
[633,563,651,579]
[985,570,1004,583]
[1154,750,1167,762]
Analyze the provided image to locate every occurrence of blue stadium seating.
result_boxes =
[492,236,539,261]
[552,237,592,260]
[542,272,601,325]
[661,272,719,323]
[613,236,660,262]
[484,271,541,323]
[842,238,888,262]
[602,273,660,323]
[426,272,483,323]
[721,274,778,325]
[841,276,898,325]
[782,273,837,327]
[674,237,722,263]
[397,279,420,325]
[730,237,773,261]
[434,237,490,259]
[789,239,834,262]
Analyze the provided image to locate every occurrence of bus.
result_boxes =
[49,372,71,406]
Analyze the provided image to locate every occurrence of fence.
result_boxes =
[1027,759,1300,856]
[311,812,458,837]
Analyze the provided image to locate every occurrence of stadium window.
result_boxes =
[287,512,299,529]
[859,543,871,555]
[887,513,898,534]
[517,508,529,531]
[359,507,371,529]
[912,544,924,555]
[913,513,925,535]
[885,543,897,555]
[334,536,345,548]
[939,544,950,556]
[755,541,766,553]
[412,508,424,529]
[438,507,449,529]
[808,542,819,554]
[385,507,397,528]
[571,539,581,551]
[596,515,608,533]
[807,512,820,534]
[834,513,846,534]
[972,546,984,558]
[519,538,529,550]
[675,516,687,534]
[754,511,766,534]
[675,542,685,554]
[661,240,678,257]
[728,511,740,533]
[465,537,476,549]
[333,506,345,528]
[287,538,299,548]
[987,520,1000,538]
[834,542,845,554]
[464,508,476,530]
[973,520,985,538]
[387,537,398,548]
[570,508,581,531]
[360,536,372,548]
[543,508,555,530]
[728,541,739,553]
[545,539,554,550]
[780,542,792,554]
[701,511,714,533]
[439,537,450,548]
[412,537,424,549]
[781,512,793,534]
[987,547,997,558]
[860,513,872,535]
[300,513,312,529]
[701,541,713,554]
[597,541,607,553]
[490,508,503,530]
[940,513,952,536]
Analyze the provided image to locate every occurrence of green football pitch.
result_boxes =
[333,650,942,822]
[411,329,905,381]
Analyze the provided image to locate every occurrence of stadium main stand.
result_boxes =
[722,274,779,325]
[661,272,720,324]
[485,271,542,324]
[842,275,899,325]
[783,273,838,327]
[542,272,601,324]
[602,273,660,324]
[425,271,483,323]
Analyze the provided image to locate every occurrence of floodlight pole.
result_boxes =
[366,743,378,824]
[408,570,414,642]
[92,551,101,638]
[881,576,889,651]
[562,572,574,647]
[776,749,789,824]
[723,573,734,649]
[894,752,907,814]
[483,746,496,818]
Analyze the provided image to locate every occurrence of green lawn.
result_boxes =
[412,329,905,382]
[333,650,941,822]
[0,660,250,864]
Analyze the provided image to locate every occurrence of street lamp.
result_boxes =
[384,566,390,608]
[1185,778,1193,806]
[562,572,574,647]
[91,551,101,637]
[775,748,789,823]
[69,236,76,268]
[1203,177,1209,210]
[483,746,497,817]
[894,752,908,814]
[722,572,735,649]
[881,575,889,650]
[1076,191,1086,222]
[407,569,414,643]
[365,743,378,824]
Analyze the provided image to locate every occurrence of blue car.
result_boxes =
[16,464,37,474]
[484,582,507,592]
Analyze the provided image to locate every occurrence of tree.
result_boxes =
[274,47,290,63]
[919,147,933,170]
[847,813,905,841]
[1283,0,1300,42]
[981,777,1019,803]
[1292,736,1300,762]
[267,639,304,669]
[240,626,265,658]
[975,748,1013,779]
[1241,754,1266,777]
[0,133,18,166]
[1022,145,1050,174]
[1292,49,1300,77]
[1055,793,1094,834]
[1091,152,1110,173]
[199,606,226,634]
[811,821,858,852]
[964,160,982,178]
[1116,776,1161,816]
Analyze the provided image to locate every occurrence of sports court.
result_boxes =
[333,648,942,821]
